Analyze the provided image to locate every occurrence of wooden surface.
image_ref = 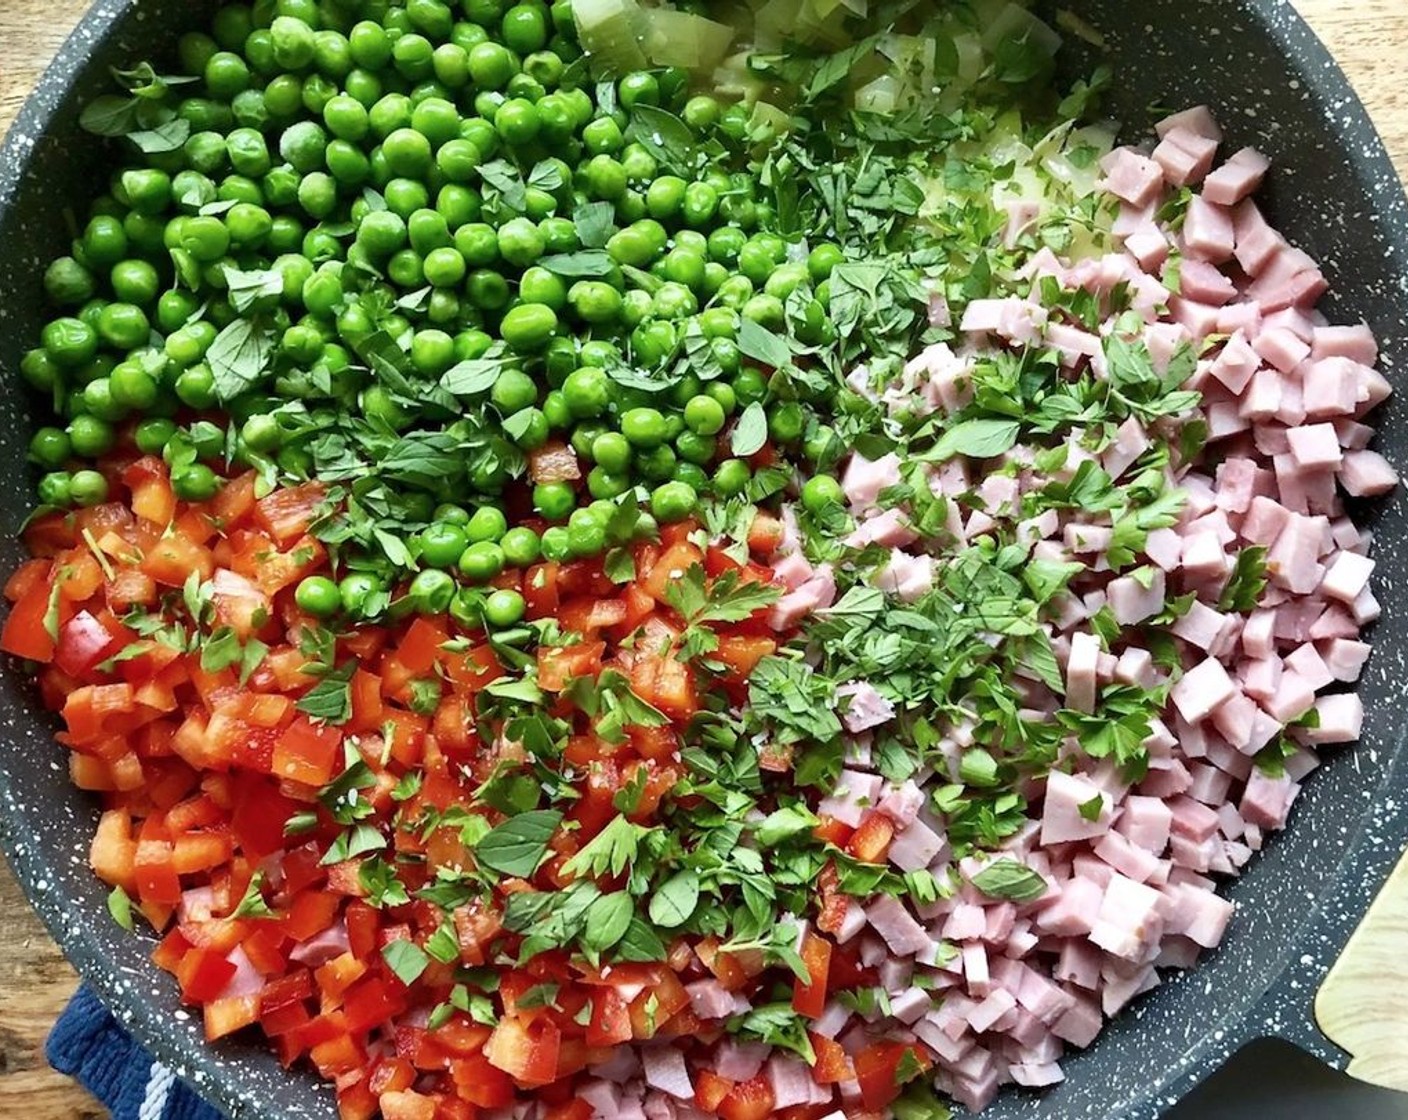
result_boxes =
[1317,848,1408,1091]
[2,1,1408,1117]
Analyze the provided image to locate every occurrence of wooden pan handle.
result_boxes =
[1314,844,1408,1090]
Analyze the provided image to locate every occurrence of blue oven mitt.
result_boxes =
[47,986,224,1120]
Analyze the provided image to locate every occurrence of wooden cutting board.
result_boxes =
[1,2,1407,1116]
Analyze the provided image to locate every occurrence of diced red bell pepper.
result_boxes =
[585,987,632,1047]
[718,1074,777,1120]
[847,811,896,864]
[272,716,342,787]
[537,639,605,691]
[641,542,704,604]
[792,931,834,1019]
[484,1014,561,1087]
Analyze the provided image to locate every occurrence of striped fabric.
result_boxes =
[47,987,223,1120]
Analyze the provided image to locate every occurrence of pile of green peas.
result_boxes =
[21,0,850,620]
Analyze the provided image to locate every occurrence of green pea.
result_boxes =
[43,317,99,368]
[681,181,719,227]
[28,427,71,469]
[487,526,536,568]
[69,469,109,508]
[97,303,151,351]
[44,257,95,307]
[621,144,658,184]
[644,175,687,221]
[338,572,382,616]
[711,337,741,375]
[683,94,721,131]
[172,463,221,501]
[770,401,806,445]
[497,217,545,267]
[458,540,506,582]
[411,522,465,570]
[134,418,178,455]
[295,575,342,618]
[585,465,629,499]
[466,269,510,310]
[535,381,572,429]
[540,525,572,562]
[64,414,111,458]
[630,320,677,368]
[652,281,697,320]
[110,362,160,409]
[20,349,60,394]
[557,369,608,419]
[591,431,632,473]
[468,41,518,89]
[714,457,751,497]
[357,209,408,258]
[617,70,659,110]
[270,15,316,70]
[801,474,845,514]
[533,480,576,521]
[483,588,526,627]
[682,394,726,437]
[620,407,665,449]
[651,480,697,523]
[585,154,628,201]
[393,33,436,82]
[494,97,540,146]
[37,471,73,507]
[500,303,558,353]
[173,363,216,409]
[807,242,845,282]
[539,215,578,255]
[743,293,786,330]
[410,568,456,614]
[83,215,129,267]
[564,281,620,326]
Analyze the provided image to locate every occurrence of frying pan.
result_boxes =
[1,1,1407,1117]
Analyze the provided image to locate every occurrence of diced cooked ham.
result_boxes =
[1170,657,1236,723]
[841,453,902,511]
[1240,769,1300,830]
[289,919,351,967]
[1088,874,1165,961]
[1302,692,1363,745]
[766,1056,815,1109]
[685,980,735,1022]
[1041,770,1110,845]
[866,895,933,957]
[1099,148,1164,207]
[1065,631,1101,713]
[820,770,883,828]
[642,1047,694,1100]
[769,567,836,630]
[1340,449,1399,496]
[1153,128,1218,186]
[1183,196,1235,262]
[1156,106,1225,143]
[875,550,935,602]
[889,818,946,873]
[846,508,918,549]
[713,1041,768,1082]
[961,297,1048,345]
[1117,796,1173,854]
[837,681,895,733]
[1202,147,1271,205]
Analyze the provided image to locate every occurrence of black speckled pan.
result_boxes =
[1,2,1407,1118]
